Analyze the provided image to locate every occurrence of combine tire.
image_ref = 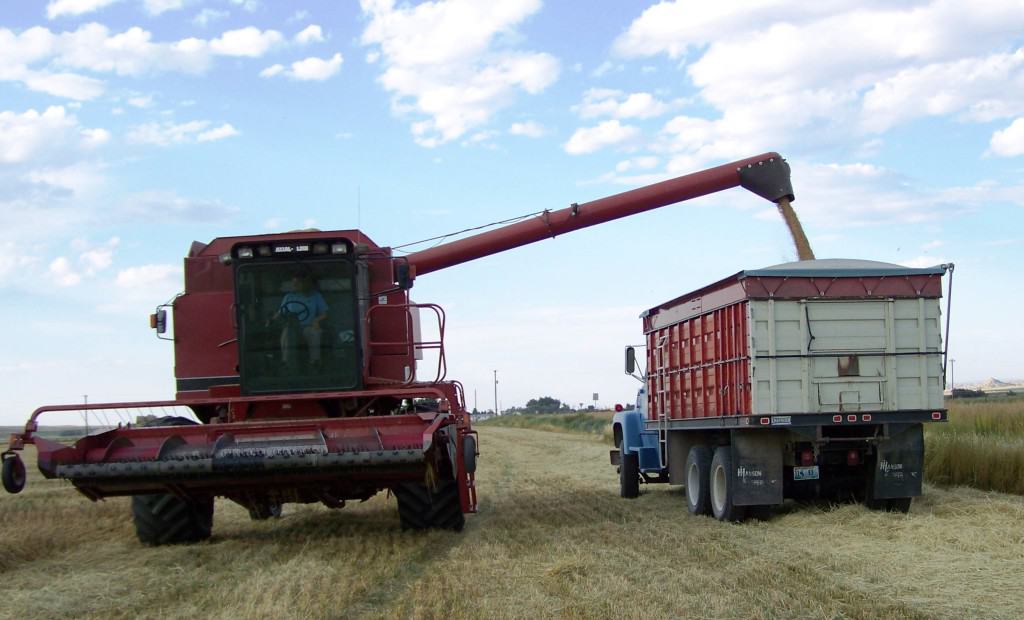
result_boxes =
[709,446,746,522]
[2,453,26,494]
[684,445,712,515]
[619,450,640,499]
[394,480,465,531]
[133,494,214,545]
[131,415,214,545]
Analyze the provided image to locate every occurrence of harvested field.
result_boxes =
[2,426,1023,619]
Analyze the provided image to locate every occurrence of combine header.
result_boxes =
[2,153,796,543]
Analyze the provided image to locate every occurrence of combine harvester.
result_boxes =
[2,152,798,544]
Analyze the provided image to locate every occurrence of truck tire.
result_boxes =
[248,502,283,520]
[886,497,912,513]
[619,450,640,499]
[131,415,215,545]
[709,446,746,522]
[394,480,465,531]
[684,445,712,515]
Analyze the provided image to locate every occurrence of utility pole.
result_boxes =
[493,369,499,416]
[473,389,477,413]
[950,358,957,398]
[83,394,89,435]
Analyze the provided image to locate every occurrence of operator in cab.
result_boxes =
[274,271,328,368]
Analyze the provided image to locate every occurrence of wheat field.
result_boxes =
[1,425,1022,619]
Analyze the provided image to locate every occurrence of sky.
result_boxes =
[1,0,1023,425]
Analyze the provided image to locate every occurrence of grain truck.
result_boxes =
[2,152,798,543]
[612,259,953,519]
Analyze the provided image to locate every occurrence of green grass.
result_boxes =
[924,396,1024,495]
[480,411,615,438]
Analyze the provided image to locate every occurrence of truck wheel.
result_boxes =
[886,497,912,513]
[684,445,712,515]
[394,480,465,531]
[131,415,214,545]
[619,450,640,499]
[132,493,214,545]
[248,502,283,520]
[709,446,746,522]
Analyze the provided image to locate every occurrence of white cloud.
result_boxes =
[508,120,546,137]
[119,190,239,222]
[0,106,107,164]
[210,27,283,57]
[615,156,659,173]
[0,23,290,98]
[294,25,324,45]
[573,89,675,120]
[22,71,106,100]
[144,0,184,15]
[49,256,82,286]
[127,119,238,145]
[127,94,154,108]
[564,120,641,155]
[609,0,1024,162]
[262,53,343,81]
[288,53,342,81]
[115,263,180,288]
[259,64,284,78]
[360,0,559,146]
[46,0,122,19]
[899,256,950,269]
[193,8,228,27]
[990,117,1024,157]
[196,123,239,142]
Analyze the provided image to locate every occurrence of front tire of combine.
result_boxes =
[130,414,214,545]
[132,494,214,545]
[394,480,465,531]
[709,446,746,522]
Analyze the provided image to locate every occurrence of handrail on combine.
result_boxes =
[365,302,448,385]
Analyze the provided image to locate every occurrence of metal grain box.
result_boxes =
[641,259,949,421]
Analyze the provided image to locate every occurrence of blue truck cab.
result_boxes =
[611,387,663,491]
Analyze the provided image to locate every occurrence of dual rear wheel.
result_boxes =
[685,445,746,522]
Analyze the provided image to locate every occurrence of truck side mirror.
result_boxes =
[625,346,635,374]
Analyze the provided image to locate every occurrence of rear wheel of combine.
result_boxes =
[394,480,465,531]
[131,415,214,545]
[684,445,712,515]
[709,446,745,522]
[619,449,640,499]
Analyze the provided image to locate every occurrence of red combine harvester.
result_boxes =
[2,152,795,544]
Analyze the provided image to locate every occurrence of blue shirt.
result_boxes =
[280,291,328,327]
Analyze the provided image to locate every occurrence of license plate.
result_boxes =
[794,465,819,481]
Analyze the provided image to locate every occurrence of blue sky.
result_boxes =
[1,0,1022,424]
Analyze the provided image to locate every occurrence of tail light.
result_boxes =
[847,449,860,466]
[800,448,814,466]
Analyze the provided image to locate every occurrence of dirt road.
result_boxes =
[1,426,1022,619]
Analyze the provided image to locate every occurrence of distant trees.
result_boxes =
[522,396,571,414]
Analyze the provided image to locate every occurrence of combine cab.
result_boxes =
[3,152,799,543]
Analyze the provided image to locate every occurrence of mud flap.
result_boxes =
[873,423,924,499]
[730,430,784,506]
